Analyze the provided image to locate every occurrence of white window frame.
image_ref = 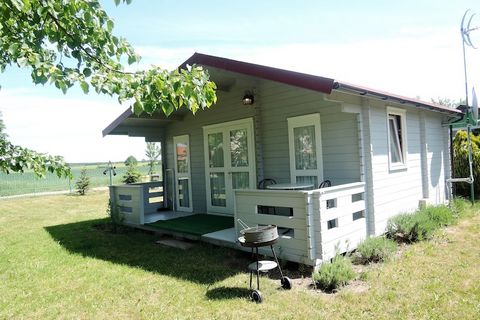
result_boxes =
[287,113,323,185]
[386,107,407,171]
[173,134,193,212]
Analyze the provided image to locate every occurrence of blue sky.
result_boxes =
[1,0,480,163]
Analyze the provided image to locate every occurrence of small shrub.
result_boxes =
[353,236,397,264]
[75,168,90,195]
[312,255,355,292]
[423,205,455,227]
[107,199,124,233]
[122,165,142,184]
[386,212,435,243]
[386,205,455,243]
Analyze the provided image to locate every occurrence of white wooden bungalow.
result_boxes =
[103,53,462,268]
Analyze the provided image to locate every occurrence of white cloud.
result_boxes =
[0,90,147,163]
[136,27,479,102]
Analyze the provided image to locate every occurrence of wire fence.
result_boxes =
[0,162,155,198]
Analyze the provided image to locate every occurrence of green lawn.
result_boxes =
[1,191,479,319]
[0,162,152,196]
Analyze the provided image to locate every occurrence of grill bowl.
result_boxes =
[241,225,278,244]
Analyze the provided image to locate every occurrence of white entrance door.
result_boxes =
[173,135,193,212]
[203,118,256,215]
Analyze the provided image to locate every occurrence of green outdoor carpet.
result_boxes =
[146,214,234,236]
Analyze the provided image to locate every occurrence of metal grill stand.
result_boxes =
[238,236,292,303]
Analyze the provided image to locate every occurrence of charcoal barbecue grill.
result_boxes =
[237,220,292,303]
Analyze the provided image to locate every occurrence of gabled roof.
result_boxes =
[183,53,461,116]
[181,53,335,95]
[103,53,462,136]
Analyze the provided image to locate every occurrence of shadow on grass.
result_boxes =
[45,218,249,285]
[205,286,251,300]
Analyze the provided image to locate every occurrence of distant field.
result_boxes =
[0,162,155,197]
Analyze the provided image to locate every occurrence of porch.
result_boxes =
[109,179,366,267]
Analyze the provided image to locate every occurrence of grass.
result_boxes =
[146,214,234,236]
[0,162,152,197]
[1,192,479,319]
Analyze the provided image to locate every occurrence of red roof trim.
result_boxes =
[180,53,461,116]
[181,52,335,94]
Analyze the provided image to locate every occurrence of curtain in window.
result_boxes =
[294,125,317,170]
[296,175,318,187]
[178,178,190,207]
[208,133,224,168]
[232,172,249,189]
[230,129,249,167]
[210,173,226,207]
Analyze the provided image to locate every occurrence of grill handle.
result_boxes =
[237,219,250,230]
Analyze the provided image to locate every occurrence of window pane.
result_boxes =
[232,172,249,189]
[208,133,224,167]
[178,178,190,207]
[294,126,317,170]
[388,116,403,163]
[230,129,249,167]
[296,176,318,188]
[210,173,226,207]
[176,142,188,173]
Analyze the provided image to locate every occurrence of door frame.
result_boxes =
[203,118,256,215]
[173,134,193,212]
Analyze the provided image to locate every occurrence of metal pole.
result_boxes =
[462,40,470,106]
[467,125,475,203]
[450,125,455,197]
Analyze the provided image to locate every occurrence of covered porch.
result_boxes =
[109,179,366,267]
[105,53,368,267]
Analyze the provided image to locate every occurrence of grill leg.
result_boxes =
[270,245,285,278]
[256,247,260,290]
[249,248,253,290]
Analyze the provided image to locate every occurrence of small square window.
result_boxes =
[326,199,337,209]
[327,219,338,229]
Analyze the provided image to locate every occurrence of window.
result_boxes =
[387,107,407,169]
[287,114,323,186]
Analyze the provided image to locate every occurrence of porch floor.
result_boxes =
[145,214,234,237]
[201,228,237,244]
[144,211,194,224]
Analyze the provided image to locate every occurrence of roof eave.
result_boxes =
[333,81,463,117]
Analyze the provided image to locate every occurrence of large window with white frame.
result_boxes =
[387,107,407,170]
[287,113,323,187]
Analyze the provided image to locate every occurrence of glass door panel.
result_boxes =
[204,118,255,214]
[173,135,193,212]
[230,129,249,167]
[208,132,224,168]
[210,173,226,207]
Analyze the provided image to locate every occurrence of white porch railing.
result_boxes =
[109,181,164,225]
[234,182,366,267]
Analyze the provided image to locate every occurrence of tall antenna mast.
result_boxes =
[461,9,480,106]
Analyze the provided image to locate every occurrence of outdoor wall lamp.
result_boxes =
[242,91,255,105]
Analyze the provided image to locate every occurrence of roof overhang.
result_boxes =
[333,81,462,117]
[102,107,185,138]
[103,53,463,137]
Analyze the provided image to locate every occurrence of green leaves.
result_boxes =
[80,81,89,94]
[0,0,217,118]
